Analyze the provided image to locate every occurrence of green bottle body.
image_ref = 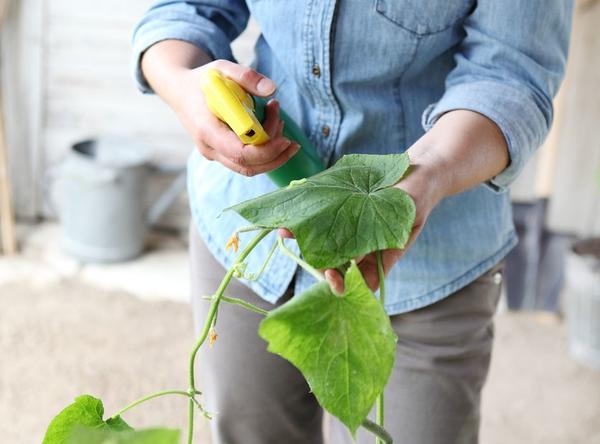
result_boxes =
[253,97,324,187]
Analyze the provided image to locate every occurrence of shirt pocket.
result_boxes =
[374,0,475,35]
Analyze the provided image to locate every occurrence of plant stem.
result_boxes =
[220,295,269,316]
[375,250,386,444]
[362,418,393,444]
[231,225,267,236]
[277,237,324,282]
[109,390,191,420]
[240,239,278,281]
[186,229,271,444]
[187,398,195,444]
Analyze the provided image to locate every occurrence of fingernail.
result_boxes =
[257,78,276,95]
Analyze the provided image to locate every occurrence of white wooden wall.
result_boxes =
[41,0,192,225]
[43,1,190,166]
[1,0,258,227]
[43,0,194,227]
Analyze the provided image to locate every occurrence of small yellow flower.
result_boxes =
[209,327,218,347]
[225,233,239,253]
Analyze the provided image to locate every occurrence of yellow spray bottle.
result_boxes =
[200,69,324,187]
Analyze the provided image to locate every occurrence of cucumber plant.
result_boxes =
[42,153,416,444]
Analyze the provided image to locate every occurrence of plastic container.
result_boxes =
[565,238,600,370]
[253,97,324,187]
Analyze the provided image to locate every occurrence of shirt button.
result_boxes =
[321,125,330,137]
[311,65,321,77]
[493,272,503,285]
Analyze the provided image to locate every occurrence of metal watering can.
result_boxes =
[54,138,186,263]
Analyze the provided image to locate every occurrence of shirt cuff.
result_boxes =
[421,80,548,193]
[132,12,235,94]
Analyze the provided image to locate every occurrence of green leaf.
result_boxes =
[68,427,180,444]
[228,153,416,269]
[258,262,397,434]
[43,395,132,444]
[106,416,134,432]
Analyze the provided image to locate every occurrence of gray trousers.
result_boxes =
[190,225,503,444]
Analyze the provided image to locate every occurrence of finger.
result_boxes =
[325,269,345,295]
[242,135,294,166]
[212,60,276,97]
[356,255,381,291]
[353,254,366,264]
[199,111,245,155]
[253,142,299,173]
[195,140,216,161]
[214,142,300,177]
[276,120,285,139]
[203,120,292,168]
[237,100,288,164]
[209,99,292,166]
[262,99,282,138]
[278,228,294,238]
[223,100,293,166]
[276,118,285,138]
[384,224,423,268]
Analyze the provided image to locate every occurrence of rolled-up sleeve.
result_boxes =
[422,0,573,191]
[132,0,250,93]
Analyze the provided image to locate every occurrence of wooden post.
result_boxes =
[0,91,16,254]
[0,0,17,254]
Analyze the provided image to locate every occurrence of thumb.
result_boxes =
[213,60,276,97]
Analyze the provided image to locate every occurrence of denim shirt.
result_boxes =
[132,0,572,314]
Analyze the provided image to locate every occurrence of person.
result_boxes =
[132,1,572,443]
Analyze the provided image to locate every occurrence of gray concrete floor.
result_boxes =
[1,279,600,443]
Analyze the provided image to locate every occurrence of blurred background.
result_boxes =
[0,0,599,443]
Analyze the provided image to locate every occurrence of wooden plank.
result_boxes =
[39,0,191,228]
[47,0,151,23]
[0,0,45,219]
[0,88,16,253]
[547,2,600,236]
[0,0,16,252]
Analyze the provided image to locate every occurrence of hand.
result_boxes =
[338,108,509,293]
[173,60,300,176]
[280,154,446,294]
[142,42,300,177]
[279,105,509,294]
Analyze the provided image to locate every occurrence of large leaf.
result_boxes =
[43,395,132,444]
[68,427,180,444]
[258,262,397,434]
[228,153,416,269]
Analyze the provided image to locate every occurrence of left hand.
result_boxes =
[280,151,447,294]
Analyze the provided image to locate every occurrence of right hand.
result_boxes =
[168,59,300,177]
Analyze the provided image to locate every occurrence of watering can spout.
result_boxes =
[146,168,187,227]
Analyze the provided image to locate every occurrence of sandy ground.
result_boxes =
[1,279,599,444]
